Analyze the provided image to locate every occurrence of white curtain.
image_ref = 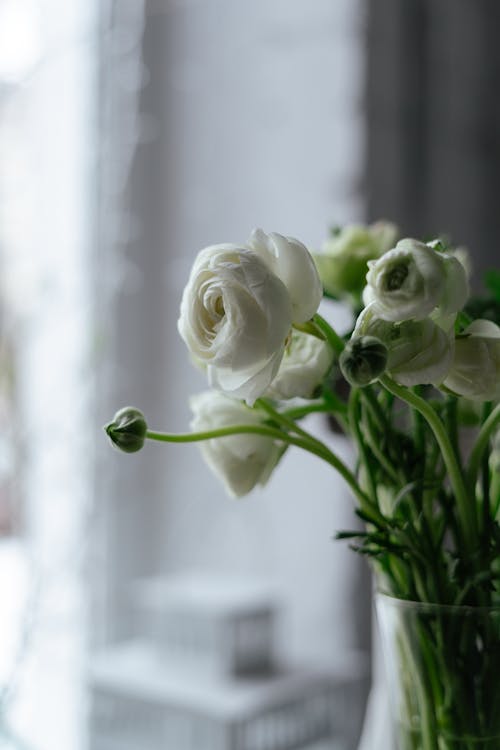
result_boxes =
[0,1,96,748]
[1,0,375,747]
[94,1,372,747]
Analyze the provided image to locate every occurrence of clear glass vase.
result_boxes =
[376,592,500,750]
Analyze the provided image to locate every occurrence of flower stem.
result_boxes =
[281,399,344,421]
[349,388,378,508]
[311,313,346,354]
[255,398,324,445]
[379,375,477,553]
[467,402,500,489]
[146,423,371,508]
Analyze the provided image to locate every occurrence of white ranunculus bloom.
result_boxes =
[450,246,472,280]
[248,228,323,323]
[438,253,470,317]
[178,231,322,406]
[444,320,500,401]
[189,391,283,498]
[354,304,454,386]
[178,243,292,405]
[363,238,468,322]
[265,330,333,400]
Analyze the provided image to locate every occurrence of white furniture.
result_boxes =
[88,575,359,749]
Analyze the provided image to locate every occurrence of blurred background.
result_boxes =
[0,1,499,749]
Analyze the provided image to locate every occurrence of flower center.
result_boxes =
[215,297,225,317]
[385,264,409,291]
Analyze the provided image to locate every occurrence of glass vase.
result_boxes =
[375,592,500,750]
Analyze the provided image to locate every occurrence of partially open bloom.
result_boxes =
[363,239,468,322]
[444,320,500,401]
[265,330,333,400]
[189,391,283,498]
[178,230,322,405]
[354,304,454,386]
[313,221,398,302]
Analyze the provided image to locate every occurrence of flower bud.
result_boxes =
[105,407,147,453]
[339,335,388,387]
[313,221,398,302]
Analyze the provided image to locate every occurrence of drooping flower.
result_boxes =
[189,390,283,498]
[443,320,500,401]
[178,231,322,405]
[265,330,334,400]
[363,239,468,322]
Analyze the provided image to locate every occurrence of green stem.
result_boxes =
[412,386,424,455]
[467,402,500,489]
[379,375,477,553]
[255,398,327,449]
[363,426,401,484]
[445,397,459,459]
[411,387,426,511]
[360,386,387,434]
[481,403,493,538]
[146,423,371,508]
[281,400,341,420]
[348,388,378,509]
[321,386,350,435]
[280,398,350,437]
[310,313,346,354]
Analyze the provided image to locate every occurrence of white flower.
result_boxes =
[189,391,283,498]
[438,253,470,317]
[354,304,454,386]
[313,221,398,300]
[363,239,468,322]
[265,330,333,400]
[443,320,500,401]
[178,231,322,406]
[248,229,323,323]
[178,243,290,405]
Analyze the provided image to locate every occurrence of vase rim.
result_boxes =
[375,589,500,614]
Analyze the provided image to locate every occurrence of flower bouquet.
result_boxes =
[106,224,500,749]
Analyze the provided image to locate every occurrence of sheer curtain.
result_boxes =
[0,1,373,748]
[0,1,96,748]
[94,1,371,747]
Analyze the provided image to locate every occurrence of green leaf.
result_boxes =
[355,507,386,529]
[454,309,473,333]
[335,530,368,540]
[485,269,500,302]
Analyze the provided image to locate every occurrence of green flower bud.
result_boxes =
[339,335,388,387]
[313,222,398,302]
[105,407,147,453]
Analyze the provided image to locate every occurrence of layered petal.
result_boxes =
[444,320,500,401]
[189,391,283,498]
